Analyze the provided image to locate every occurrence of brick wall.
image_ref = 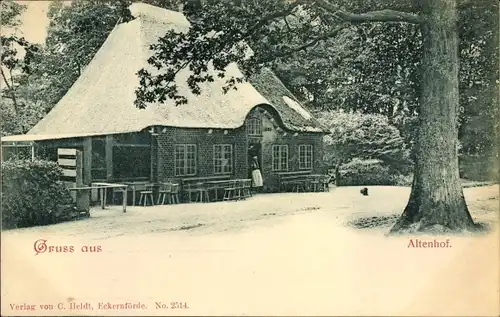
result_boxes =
[259,108,325,191]
[156,126,248,182]
[261,132,324,191]
[154,111,325,189]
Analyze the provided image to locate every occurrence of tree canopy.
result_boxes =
[318,110,409,170]
[1,0,43,135]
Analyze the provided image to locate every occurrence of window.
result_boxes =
[92,138,106,180]
[113,146,151,180]
[174,144,197,176]
[113,132,151,180]
[272,145,288,171]
[298,145,313,170]
[214,144,233,174]
[246,118,262,136]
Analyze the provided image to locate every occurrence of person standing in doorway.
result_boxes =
[251,156,263,193]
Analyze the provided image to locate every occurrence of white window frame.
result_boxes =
[272,145,289,172]
[246,118,262,136]
[174,144,197,176]
[213,144,233,175]
[298,144,313,170]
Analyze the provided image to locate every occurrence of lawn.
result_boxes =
[1,185,499,316]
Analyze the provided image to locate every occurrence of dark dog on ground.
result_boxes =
[360,187,368,196]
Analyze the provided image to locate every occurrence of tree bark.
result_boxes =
[390,0,477,233]
[334,163,340,187]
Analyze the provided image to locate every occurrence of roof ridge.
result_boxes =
[129,2,190,27]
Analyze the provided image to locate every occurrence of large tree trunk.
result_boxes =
[390,0,477,233]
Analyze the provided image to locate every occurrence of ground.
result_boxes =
[1,185,499,316]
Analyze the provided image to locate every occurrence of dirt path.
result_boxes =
[1,185,499,316]
[3,185,498,239]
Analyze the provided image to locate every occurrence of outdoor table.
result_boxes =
[122,181,154,206]
[205,180,237,201]
[90,182,128,212]
[305,174,330,192]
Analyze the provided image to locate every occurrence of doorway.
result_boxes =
[247,142,262,179]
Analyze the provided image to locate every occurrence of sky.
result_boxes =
[14,1,51,44]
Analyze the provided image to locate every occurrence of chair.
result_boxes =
[309,176,321,192]
[112,187,123,205]
[223,180,237,201]
[195,182,210,203]
[281,180,291,193]
[157,183,172,205]
[183,183,198,203]
[321,175,331,192]
[235,179,245,200]
[170,184,180,204]
[204,181,218,202]
[138,184,155,206]
[243,179,252,198]
[292,180,305,192]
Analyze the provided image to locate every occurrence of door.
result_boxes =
[247,142,262,177]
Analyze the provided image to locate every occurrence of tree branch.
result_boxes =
[0,67,19,115]
[258,24,347,63]
[335,10,421,24]
[312,0,422,24]
[237,0,306,40]
[148,0,308,88]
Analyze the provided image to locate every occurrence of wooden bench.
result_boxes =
[276,170,312,192]
[181,175,231,202]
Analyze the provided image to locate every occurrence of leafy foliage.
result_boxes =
[26,0,133,110]
[318,110,411,173]
[338,158,392,186]
[1,0,26,28]
[0,97,46,136]
[1,159,74,229]
[135,0,350,107]
[32,0,187,110]
[275,22,421,118]
[0,0,41,135]
[457,1,499,158]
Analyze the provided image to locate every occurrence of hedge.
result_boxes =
[338,158,412,186]
[1,159,74,229]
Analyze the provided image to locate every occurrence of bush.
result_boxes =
[459,154,499,181]
[319,110,410,171]
[388,173,413,186]
[1,159,74,229]
[338,158,412,186]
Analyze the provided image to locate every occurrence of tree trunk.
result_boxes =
[334,163,341,186]
[390,0,477,233]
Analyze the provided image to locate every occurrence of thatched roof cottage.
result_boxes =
[1,3,327,193]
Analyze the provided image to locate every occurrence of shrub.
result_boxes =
[1,159,74,229]
[338,159,392,186]
[337,158,412,186]
[319,110,410,170]
[459,154,499,181]
[388,173,414,186]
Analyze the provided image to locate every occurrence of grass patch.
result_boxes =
[174,223,205,231]
[263,213,277,216]
[348,215,400,229]
[461,180,498,188]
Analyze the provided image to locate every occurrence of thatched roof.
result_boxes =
[2,3,326,142]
